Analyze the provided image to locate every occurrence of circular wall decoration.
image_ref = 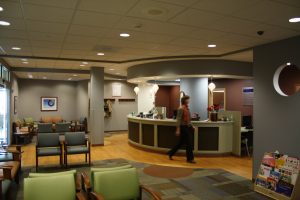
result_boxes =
[273,63,300,96]
[47,100,55,107]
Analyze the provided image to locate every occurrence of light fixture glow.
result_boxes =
[120,33,130,37]
[21,58,28,61]
[287,62,291,66]
[28,74,33,79]
[68,78,72,81]
[134,86,140,95]
[97,52,105,56]
[152,84,159,94]
[0,21,10,26]
[43,76,47,79]
[12,47,21,50]
[208,44,216,48]
[116,72,120,75]
[80,64,85,67]
[109,68,115,71]
[289,17,300,23]
[22,61,29,64]
[0,7,3,12]
[82,62,88,65]
[208,82,216,92]
[73,74,78,77]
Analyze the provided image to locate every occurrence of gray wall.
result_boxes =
[104,80,137,131]
[253,35,300,178]
[18,79,78,121]
[76,80,89,119]
[180,78,208,120]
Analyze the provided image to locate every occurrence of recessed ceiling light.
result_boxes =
[116,72,121,75]
[109,68,115,71]
[208,44,216,48]
[289,17,300,23]
[28,74,33,79]
[22,61,29,64]
[120,33,130,37]
[21,58,28,61]
[73,74,78,77]
[0,7,3,12]
[43,76,47,79]
[287,62,291,66]
[68,78,72,81]
[0,21,10,26]
[82,62,88,64]
[97,52,105,56]
[80,64,85,67]
[12,47,21,50]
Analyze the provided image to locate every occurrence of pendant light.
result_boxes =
[134,86,139,95]
[208,76,216,92]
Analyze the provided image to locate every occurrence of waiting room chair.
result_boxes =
[55,122,71,134]
[37,123,53,133]
[82,167,161,200]
[76,117,87,132]
[36,133,62,171]
[64,132,91,167]
[24,172,86,200]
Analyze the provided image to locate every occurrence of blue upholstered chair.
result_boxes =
[36,133,62,171]
[64,132,90,167]
[37,123,53,133]
[55,122,71,134]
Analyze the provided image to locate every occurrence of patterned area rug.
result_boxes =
[13,159,271,200]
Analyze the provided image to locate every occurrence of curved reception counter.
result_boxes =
[128,116,234,155]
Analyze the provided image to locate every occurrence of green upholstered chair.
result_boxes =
[36,133,62,171]
[82,167,161,200]
[24,173,87,200]
[37,123,53,133]
[55,122,71,134]
[64,132,91,167]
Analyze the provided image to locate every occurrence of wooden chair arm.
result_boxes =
[75,173,81,192]
[81,172,91,192]
[90,192,104,200]
[140,185,161,200]
[76,191,88,200]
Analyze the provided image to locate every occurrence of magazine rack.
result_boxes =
[254,152,300,200]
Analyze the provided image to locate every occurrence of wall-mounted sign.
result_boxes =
[41,97,58,111]
[112,83,122,97]
[242,87,254,106]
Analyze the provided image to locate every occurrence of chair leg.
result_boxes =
[85,153,87,163]
[89,152,91,166]
[245,139,250,157]
[36,156,38,172]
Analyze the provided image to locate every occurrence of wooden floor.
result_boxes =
[21,132,253,179]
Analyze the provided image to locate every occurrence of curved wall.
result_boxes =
[127,59,253,81]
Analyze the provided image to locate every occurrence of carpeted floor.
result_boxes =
[12,159,271,200]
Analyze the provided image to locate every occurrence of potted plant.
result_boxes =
[207,104,220,122]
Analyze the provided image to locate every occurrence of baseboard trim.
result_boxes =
[92,143,104,146]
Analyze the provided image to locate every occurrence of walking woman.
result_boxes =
[168,95,196,163]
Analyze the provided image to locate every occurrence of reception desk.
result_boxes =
[128,116,234,155]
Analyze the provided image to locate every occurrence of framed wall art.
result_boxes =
[41,97,58,111]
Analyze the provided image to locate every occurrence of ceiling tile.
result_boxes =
[0,38,31,47]
[72,11,122,28]
[68,25,108,37]
[30,40,63,49]
[62,42,95,51]
[26,20,69,34]
[64,35,100,44]
[215,33,270,47]
[0,29,28,40]
[78,0,138,15]
[194,0,260,15]
[170,8,223,27]
[23,4,74,23]
[32,47,61,57]
[187,28,227,40]
[27,32,65,42]
[127,0,185,21]
[115,17,196,36]
[271,0,300,8]
[22,0,78,9]
[0,1,23,18]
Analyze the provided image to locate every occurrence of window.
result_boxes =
[1,64,10,82]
